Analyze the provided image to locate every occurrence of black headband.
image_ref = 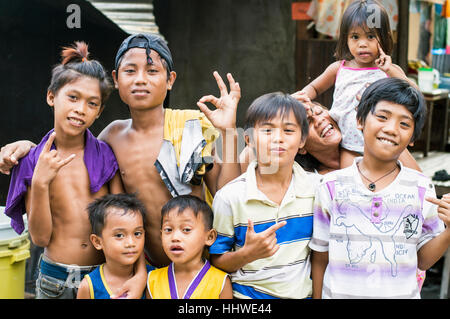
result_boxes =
[114,33,174,71]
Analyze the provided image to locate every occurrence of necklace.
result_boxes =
[356,162,398,192]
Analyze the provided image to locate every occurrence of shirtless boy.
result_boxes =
[2,34,241,269]
[4,42,128,299]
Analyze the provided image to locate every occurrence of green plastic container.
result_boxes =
[0,207,30,299]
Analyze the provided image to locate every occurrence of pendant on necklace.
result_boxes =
[368,183,376,191]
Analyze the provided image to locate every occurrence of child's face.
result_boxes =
[112,48,176,111]
[347,26,379,67]
[91,208,145,266]
[247,109,305,172]
[357,100,415,162]
[47,76,103,135]
[161,208,216,265]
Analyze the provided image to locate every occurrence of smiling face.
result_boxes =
[161,208,216,265]
[347,26,379,67]
[47,76,103,136]
[113,48,176,111]
[358,100,415,162]
[303,103,342,155]
[91,207,145,266]
[248,109,305,172]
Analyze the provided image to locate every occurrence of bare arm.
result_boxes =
[219,276,233,299]
[198,72,242,194]
[300,61,341,100]
[26,133,75,247]
[76,277,92,299]
[111,254,148,299]
[109,171,125,194]
[26,182,52,247]
[399,149,421,172]
[417,229,450,270]
[418,195,450,270]
[98,122,127,194]
[215,128,241,191]
[210,250,252,274]
[387,64,419,89]
[311,250,328,299]
[205,132,241,196]
[376,44,418,89]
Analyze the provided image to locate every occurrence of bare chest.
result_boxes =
[115,134,162,182]
[48,157,107,214]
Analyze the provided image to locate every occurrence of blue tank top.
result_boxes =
[85,264,154,299]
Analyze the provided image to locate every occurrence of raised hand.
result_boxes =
[32,132,76,186]
[197,71,241,131]
[243,219,287,261]
[291,90,313,117]
[375,43,392,73]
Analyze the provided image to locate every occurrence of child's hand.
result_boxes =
[0,140,35,175]
[32,132,75,186]
[291,90,311,105]
[426,193,450,228]
[197,71,241,131]
[375,43,392,73]
[243,219,287,262]
[291,91,314,117]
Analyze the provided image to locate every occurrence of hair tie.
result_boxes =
[82,57,87,62]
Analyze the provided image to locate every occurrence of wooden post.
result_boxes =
[397,0,410,71]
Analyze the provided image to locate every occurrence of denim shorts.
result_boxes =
[35,254,98,299]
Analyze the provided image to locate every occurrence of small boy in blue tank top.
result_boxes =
[77,193,152,299]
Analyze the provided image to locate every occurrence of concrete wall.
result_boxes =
[154,0,296,128]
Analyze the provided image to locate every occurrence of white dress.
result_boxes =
[330,60,388,154]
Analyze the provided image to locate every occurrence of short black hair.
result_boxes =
[161,195,213,230]
[356,77,426,142]
[87,193,147,236]
[244,92,309,142]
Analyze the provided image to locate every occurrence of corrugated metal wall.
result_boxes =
[87,0,163,36]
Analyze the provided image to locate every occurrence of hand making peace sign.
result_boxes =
[197,71,241,131]
[32,132,76,186]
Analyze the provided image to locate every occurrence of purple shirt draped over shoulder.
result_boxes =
[4,129,119,234]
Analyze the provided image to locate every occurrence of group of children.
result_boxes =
[1,0,450,299]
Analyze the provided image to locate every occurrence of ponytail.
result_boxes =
[61,41,90,65]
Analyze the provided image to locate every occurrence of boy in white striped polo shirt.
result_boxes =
[310,78,450,298]
[210,92,316,299]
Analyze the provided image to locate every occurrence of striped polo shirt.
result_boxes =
[210,160,316,299]
[309,158,445,299]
